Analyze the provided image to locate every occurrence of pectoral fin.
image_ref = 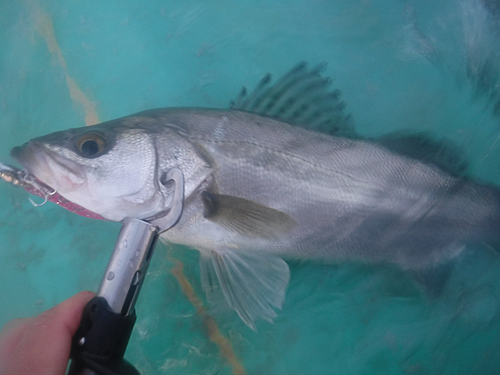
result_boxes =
[199,249,290,330]
[201,192,295,239]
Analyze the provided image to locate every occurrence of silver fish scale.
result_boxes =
[149,108,499,268]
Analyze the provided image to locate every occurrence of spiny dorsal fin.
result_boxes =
[229,62,357,138]
[375,131,468,177]
[201,192,295,239]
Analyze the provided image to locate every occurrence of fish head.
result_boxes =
[10,117,165,221]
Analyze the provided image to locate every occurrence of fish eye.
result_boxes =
[75,133,107,158]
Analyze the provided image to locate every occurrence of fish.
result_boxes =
[10,63,500,329]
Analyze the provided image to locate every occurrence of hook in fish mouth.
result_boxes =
[26,182,57,207]
[2,160,108,220]
[0,161,57,207]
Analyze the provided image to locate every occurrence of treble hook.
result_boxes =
[28,188,56,207]
[28,195,49,207]
[17,170,57,207]
[1,162,58,207]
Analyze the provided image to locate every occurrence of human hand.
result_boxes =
[0,291,95,375]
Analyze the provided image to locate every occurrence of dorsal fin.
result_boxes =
[375,131,469,177]
[229,62,357,138]
[228,63,469,177]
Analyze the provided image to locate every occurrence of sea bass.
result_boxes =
[10,63,500,328]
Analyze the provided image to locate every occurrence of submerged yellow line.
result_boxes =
[25,0,100,126]
[170,258,248,375]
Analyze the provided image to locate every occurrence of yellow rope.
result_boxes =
[170,258,248,375]
[25,0,100,126]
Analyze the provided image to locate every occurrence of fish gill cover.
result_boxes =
[1,0,500,375]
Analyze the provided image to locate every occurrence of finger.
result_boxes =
[0,291,95,375]
[0,318,30,364]
[41,290,96,338]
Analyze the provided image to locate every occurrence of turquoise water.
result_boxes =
[1,0,500,374]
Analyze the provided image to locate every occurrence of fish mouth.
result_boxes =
[11,141,86,194]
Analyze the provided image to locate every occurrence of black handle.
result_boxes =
[68,297,139,375]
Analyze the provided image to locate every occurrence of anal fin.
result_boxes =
[199,249,290,330]
[410,261,456,298]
